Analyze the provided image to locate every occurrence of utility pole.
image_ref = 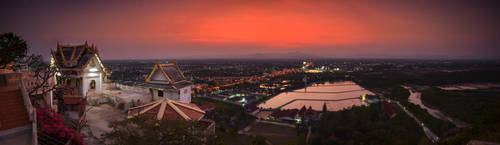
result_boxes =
[303,74,307,93]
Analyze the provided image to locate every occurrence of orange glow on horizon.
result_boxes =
[3,0,498,59]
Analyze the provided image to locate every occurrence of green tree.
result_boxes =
[0,32,28,69]
[104,115,220,145]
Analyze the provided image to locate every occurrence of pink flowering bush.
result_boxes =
[37,109,85,145]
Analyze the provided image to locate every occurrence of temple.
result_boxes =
[51,42,108,112]
[144,62,192,103]
[127,98,215,133]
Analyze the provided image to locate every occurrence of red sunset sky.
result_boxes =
[1,0,499,60]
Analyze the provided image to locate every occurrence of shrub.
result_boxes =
[36,109,85,145]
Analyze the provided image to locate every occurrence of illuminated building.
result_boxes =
[51,42,108,112]
[144,61,193,103]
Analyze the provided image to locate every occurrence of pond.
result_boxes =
[258,81,374,111]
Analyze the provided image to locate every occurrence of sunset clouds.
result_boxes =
[1,0,499,59]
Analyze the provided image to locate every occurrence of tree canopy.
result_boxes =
[0,32,28,68]
[104,116,220,145]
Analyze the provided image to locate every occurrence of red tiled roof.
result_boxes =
[383,101,396,118]
[128,98,205,121]
[298,105,307,117]
[271,109,298,119]
[306,106,316,117]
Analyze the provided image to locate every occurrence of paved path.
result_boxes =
[85,104,126,143]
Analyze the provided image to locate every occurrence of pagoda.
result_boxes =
[51,42,108,112]
[144,61,192,103]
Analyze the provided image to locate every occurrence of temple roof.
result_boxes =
[51,42,105,70]
[145,62,192,89]
[128,98,205,121]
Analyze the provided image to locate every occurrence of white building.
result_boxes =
[51,42,108,112]
[144,62,192,103]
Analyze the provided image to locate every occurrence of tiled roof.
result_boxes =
[52,42,102,69]
[271,109,298,119]
[383,101,396,118]
[298,105,307,117]
[128,98,205,121]
[145,62,193,89]
[173,81,193,89]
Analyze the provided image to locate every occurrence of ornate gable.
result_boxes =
[146,61,189,86]
[51,42,105,70]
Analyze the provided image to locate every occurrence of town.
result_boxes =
[2,38,500,145]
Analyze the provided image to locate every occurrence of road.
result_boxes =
[395,101,440,142]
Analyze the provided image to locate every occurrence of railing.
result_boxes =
[32,108,38,145]
[19,79,34,121]
[19,79,38,145]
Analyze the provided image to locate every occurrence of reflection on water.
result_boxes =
[258,81,374,111]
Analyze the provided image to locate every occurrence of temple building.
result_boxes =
[50,42,108,112]
[144,62,192,103]
[127,98,215,133]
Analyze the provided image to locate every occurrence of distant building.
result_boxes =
[270,109,298,122]
[51,42,108,112]
[297,105,317,122]
[382,101,397,118]
[144,62,193,103]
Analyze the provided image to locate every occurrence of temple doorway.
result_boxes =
[90,80,96,90]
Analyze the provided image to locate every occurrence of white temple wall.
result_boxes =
[82,76,88,96]
[82,72,102,96]
[152,89,180,101]
[82,56,103,96]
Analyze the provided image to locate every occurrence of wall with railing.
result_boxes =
[19,79,38,145]
[108,82,149,93]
